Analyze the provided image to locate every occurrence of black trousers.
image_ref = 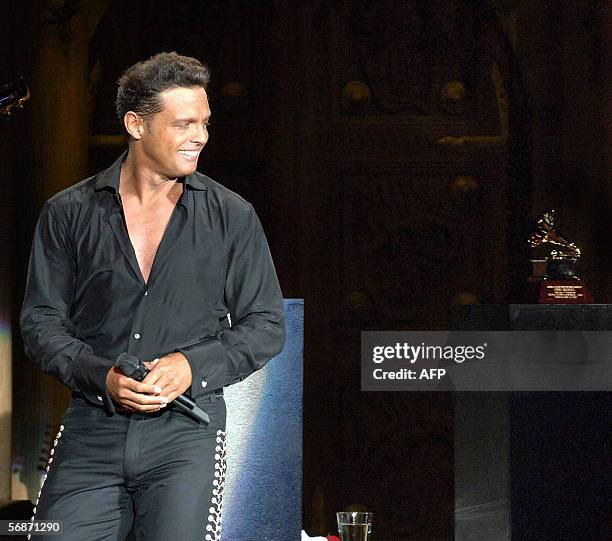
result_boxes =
[29,394,227,541]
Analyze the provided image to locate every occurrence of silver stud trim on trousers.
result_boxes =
[205,430,226,541]
[27,424,65,540]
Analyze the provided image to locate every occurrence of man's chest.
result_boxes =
[122,201,176,283]
[71,197,228,301]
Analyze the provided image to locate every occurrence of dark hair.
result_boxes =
[116,52,211,135]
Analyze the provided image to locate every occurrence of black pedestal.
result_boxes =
[453,305,611,541]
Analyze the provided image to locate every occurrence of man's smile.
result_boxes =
[178,149,200,160]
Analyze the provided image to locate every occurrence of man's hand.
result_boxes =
[106,366,168,413]
[141,352,192,404]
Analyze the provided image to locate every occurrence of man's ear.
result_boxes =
[124,112,144,140]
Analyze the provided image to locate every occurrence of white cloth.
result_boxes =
[301,531,328,540]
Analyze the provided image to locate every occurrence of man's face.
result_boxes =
[138,86,211,179]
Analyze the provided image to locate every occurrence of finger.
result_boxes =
[142,370,164,387]
[140,373,163,389]
[143,358,160,371]
[155,377,191,403]
[120,398,164,413]
[117,387,168,406]
[141,361,168,387]
[165,384,190,405]
[120,394,166,411]
[147,358,160,367]
[163,379,189,403]
[162,389,180,404]
[123,377,164,396]
[148,369,180,393]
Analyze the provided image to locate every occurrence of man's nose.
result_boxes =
[191,124,208,145]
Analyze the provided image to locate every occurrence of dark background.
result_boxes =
[1,1,610,539]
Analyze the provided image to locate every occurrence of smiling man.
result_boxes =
[20,52,285,541]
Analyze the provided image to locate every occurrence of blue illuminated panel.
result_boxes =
[221,299,303,541]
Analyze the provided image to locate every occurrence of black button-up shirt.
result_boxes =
[20,152,285,413]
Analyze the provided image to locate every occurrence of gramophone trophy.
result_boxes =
[528,210,593,303]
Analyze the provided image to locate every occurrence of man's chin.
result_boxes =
[172,164,198,178]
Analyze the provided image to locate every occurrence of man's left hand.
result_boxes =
[142,352,192,403]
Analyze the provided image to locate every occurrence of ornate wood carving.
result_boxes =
[339,172,486,325]
[347,0,501,119]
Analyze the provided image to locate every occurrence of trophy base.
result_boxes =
[536,279,593,304]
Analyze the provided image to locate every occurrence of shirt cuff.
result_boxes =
[177,337,231,398]
[73,352,116,413]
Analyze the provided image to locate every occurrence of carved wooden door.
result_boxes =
[297,2,527,539]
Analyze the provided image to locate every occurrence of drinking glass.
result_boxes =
[336,511,373,541]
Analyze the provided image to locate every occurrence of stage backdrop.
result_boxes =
[222,299,303,541]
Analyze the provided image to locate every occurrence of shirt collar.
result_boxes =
[94,150,208,192]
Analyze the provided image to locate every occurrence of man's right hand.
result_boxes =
[106,366,169,413]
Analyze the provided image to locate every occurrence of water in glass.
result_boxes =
[339,522,372,541]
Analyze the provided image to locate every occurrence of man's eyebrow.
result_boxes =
[174,115,212,122]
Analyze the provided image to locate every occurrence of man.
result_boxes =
[20,52,285,541]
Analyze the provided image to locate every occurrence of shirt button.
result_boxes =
[134,333,141,340]
[201,381,207,389]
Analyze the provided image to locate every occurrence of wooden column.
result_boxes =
[34,4,90,202]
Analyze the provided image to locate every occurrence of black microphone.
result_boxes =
[115,352,210,425]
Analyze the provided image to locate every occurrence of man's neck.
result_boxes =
[119,148,182,204]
